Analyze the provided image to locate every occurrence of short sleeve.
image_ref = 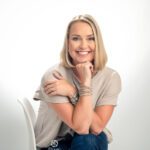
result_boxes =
[33,68,69,104]
[96,72,121,106]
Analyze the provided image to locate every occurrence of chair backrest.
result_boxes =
[18,97,36,150]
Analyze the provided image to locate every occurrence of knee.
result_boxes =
[71,133,97,149]
[80,134,97,145]
[71,133,108,150]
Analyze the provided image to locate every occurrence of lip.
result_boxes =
[76,51,91,55]
[76,50,92,52]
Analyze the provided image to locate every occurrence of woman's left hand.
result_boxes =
[44,71,76,98]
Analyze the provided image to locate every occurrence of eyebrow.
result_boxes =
[70,34,94,37]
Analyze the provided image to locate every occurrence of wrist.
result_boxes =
[81,80,91,87]
[68,86,77,99]
[70,92,79,105]
[79,85,92,97]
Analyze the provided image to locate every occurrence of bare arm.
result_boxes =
[44,62,93,134]
[44,72,115,135]
[48,95,92,134]
[90,105,115,135]
[49,101,114,135]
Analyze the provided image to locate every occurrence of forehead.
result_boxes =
[69,21,93,35]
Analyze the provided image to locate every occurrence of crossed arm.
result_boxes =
[44,63,115,134]
[48,102,114,135]
[44,78,114,134]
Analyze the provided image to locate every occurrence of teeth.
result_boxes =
[78,51,89,55]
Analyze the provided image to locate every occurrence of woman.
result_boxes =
[34,14,121,150]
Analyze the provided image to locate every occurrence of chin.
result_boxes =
[75,60,93,64]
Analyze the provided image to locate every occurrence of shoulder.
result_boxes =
[41,64,72,83]
[94,67,121,85]
[103,67,122,89]
[101,67,121,79]
[102,66,118,74]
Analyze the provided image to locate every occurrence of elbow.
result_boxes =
[73,123,91,134]
[74,126,89,134]
[71,115,92,134]
[90,125,105,135]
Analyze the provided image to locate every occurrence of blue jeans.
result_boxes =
[40,131,108,150]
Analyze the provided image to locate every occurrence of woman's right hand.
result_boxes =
[44,71,76,98]
[75,61,93,86]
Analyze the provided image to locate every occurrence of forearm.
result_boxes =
[67,85,107,135]
[44,62,94,134]
[90,111,105,135]
[72,95,93,134]
[90,105,114,135]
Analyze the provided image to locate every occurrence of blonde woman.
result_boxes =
[34,14,121,150]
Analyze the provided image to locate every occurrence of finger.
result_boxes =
[44,85,56,93]
[52,70,63,80]
[85,62,93,72]
[48,91,57,96]
[89,65,94,73]
[45,87,56,94]
[44,83,56,91]
[44,80,57,88]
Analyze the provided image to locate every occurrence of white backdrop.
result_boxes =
[0,0,150,150]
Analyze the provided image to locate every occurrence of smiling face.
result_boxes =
[68,21,95,65]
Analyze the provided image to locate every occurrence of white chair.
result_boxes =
[18,97,36,150]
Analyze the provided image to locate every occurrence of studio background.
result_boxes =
[0,0,150,150]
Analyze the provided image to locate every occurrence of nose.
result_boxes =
[80,39,88,49]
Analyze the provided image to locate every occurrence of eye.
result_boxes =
[71,36,80,41]
[88,37,95,41]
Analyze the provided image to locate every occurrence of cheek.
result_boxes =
[68,48,74,59]
[68,44,73,51]
[92,43,96,50]
[69,42,77,51]
[68,39,80,50]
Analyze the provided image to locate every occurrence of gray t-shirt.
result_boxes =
[33,64,121,148]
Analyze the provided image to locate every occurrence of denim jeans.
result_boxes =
[40,131,108,150]
[70,132,108,150]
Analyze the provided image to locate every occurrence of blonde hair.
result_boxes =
[60,14,107,71]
